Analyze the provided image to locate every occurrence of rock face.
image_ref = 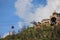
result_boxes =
[41,11,60,26]
[50,11,60,26]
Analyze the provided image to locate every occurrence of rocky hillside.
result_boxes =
[0,23,60,40]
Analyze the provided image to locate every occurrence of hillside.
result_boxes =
[0,23,60,40]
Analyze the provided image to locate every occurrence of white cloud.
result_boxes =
[34,0,60,21]
[15,0,60,28]
[18,22,23,29]
[2,32,9,38]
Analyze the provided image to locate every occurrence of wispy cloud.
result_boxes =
[15,0,60,28]
[2,32,9,38]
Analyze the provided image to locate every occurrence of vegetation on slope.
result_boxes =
[1,23,60,40]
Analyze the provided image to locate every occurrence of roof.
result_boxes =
[42,19,49,21]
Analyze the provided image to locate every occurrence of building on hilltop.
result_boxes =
[41,19,50,26]
[41,19,50,23]
[33,11,60,30]
[40,11,60,26]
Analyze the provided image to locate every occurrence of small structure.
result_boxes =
[41,19,50,26]
[41,19,50,23]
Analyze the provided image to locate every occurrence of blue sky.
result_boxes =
[0,0,20,36]
[0,0,47,37]
[32,0,47,7]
